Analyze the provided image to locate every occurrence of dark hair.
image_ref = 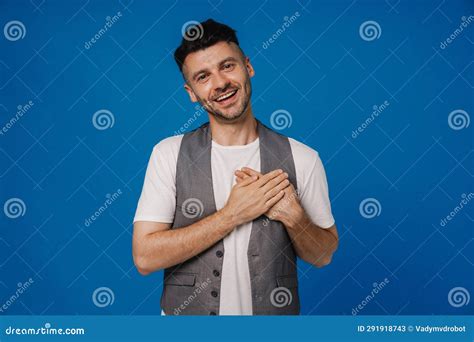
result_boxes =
[174,19,241,74]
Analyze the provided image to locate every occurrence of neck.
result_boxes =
[208,106,258,146]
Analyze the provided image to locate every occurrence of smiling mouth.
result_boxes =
[214,89,238,103]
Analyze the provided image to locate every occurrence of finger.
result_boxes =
[261,172,289,193]
[255,169,284,187]
[241,167,262,178]
[235,170,250,179]
[265,189,285,208]
[264,178,290,200]
[234,171,248,184]
[238,175,258,187]
[239,169,257,179]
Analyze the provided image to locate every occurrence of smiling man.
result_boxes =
[132,19,338,315]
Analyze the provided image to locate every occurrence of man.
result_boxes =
[133,19,338,315]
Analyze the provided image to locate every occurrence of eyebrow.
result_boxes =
[191,57,240,81]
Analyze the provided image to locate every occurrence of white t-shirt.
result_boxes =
[133,134,335,315]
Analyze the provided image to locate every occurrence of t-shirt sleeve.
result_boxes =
[133,137,180,223]
[298,150,335,229]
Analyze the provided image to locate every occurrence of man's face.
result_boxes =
[182,41,254,122]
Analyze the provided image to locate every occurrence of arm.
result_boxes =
[133,210,235,275]
[279,201,338,268]
[133,169,290,275]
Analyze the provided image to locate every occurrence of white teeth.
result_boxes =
[216,90,237,102]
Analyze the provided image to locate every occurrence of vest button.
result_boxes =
[216,250,223,258]
[213,270,220,277]
[209,311,217,315]
[211,290,218,297]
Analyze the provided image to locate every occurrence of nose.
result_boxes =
[212,73,230,95]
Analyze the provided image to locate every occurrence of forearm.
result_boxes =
[136,209,236,274]
[282,208,338,267]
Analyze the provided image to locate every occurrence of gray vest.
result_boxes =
[161,120,300,315]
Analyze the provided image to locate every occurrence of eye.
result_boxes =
[223,63,235,70]
[197,73,208,82]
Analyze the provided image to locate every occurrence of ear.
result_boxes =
[244,56,255,78]
[184,82,198,103]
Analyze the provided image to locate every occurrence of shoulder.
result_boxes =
[288,137,327,192]
[152,134,184,157]
[288,137,321,169]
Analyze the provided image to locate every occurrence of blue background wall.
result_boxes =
[0,0,472,315]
